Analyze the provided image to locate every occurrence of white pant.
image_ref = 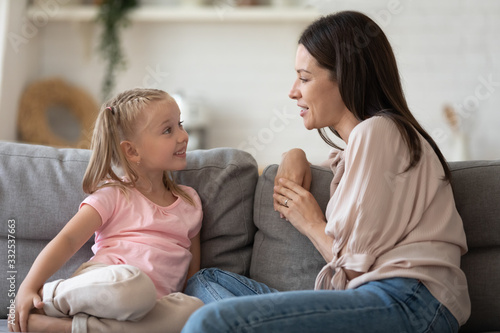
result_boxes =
[42,262,204,333]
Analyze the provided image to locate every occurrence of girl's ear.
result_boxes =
[120,141,140,165]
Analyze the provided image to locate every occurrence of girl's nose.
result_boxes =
[179,127,189,143]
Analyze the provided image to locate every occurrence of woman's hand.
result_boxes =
[274,149,312,216]
[9,286,44,332]
[273,177,324,234]
[274,178,334,263]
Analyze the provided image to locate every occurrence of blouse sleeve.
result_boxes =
[318,148,342,169]
[324,117,426,286]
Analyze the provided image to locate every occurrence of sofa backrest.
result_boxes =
[251,160,500,333]
[448,160,500,333]
[0,142,93,321]
[0,142,259,319]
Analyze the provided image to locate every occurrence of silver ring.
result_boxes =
[284,198,289,207]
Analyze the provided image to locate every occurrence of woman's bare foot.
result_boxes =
[27,313,72,333]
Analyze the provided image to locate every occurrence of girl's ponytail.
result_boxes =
[82,106,131,194]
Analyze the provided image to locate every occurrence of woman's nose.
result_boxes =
[288,81,300,100]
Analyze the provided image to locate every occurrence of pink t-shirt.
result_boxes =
[315,116,471,325]
[80,184,202,298]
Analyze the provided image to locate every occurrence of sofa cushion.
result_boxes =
[0,142,258,319]
[250,164,333,291]
[449,160,500,249]
[448,160,500,333]
[173,147,258,276]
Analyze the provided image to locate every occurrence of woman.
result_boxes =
[182,11,470,333]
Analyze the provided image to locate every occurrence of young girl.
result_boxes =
[10,88,204,333]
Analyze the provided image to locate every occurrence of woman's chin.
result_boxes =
[302,120,316,131]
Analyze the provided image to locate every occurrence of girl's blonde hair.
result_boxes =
[82,88,195,206]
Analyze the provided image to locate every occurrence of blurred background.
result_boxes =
[0,0,499,168]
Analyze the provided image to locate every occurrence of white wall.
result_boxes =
[314,0,500,163]
[0,0,23,141]
[1,0,499,166]
[35,14,327,165]
[0,0,39,143]
[0,0,6,101]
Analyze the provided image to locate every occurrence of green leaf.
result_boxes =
[96,0,139,101]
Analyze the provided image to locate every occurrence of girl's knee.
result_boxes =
[107,265,154,292]
[102,265,157,321]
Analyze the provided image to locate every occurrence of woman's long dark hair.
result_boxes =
[299,11,451,181]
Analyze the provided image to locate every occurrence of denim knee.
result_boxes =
[199,267,221,278]
[186,268,211,288]
[188,268,220,285]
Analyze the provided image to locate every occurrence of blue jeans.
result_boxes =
[182,268,459,333]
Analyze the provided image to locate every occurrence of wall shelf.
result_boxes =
[27,5,320,23]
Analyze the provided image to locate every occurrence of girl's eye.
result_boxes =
[179,121,184,128]
[163,127,172,134]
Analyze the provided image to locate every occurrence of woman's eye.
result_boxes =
[300,78,308,83]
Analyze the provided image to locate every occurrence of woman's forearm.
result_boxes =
[274,177,332,263]
[303,221,334,263]
[277,148,312,190]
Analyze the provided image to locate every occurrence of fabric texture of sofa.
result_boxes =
[0,141,499,333]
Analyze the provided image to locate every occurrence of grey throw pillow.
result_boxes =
[250,164,333,291]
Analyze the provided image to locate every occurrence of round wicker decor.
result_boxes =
[18,78,98,148]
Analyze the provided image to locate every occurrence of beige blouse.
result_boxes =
[315,116,471,325]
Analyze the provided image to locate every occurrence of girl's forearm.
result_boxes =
[20,235,79,292]
[20,205,101,291]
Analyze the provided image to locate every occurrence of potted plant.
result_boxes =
[96,0,139,101]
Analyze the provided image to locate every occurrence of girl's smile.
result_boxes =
[131,97,189,180]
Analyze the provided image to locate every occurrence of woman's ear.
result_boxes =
[120,141,140,165]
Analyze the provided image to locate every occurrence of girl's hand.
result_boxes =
[273,177,325,236]
[9,287,44,332]
[274,149,312,216]
[9,205,101,332]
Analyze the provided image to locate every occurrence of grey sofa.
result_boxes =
[0,141,499,333]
